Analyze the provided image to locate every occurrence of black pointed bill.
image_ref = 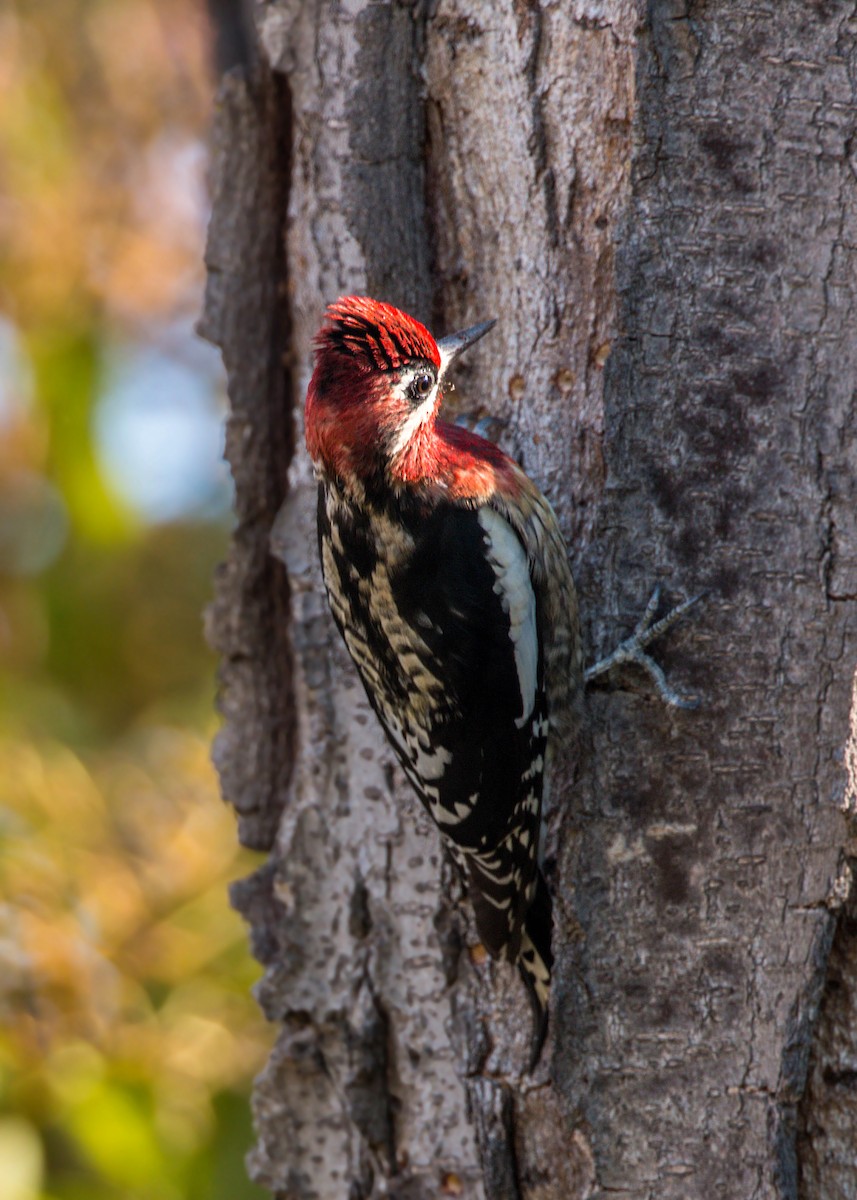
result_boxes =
[436,318,496,376]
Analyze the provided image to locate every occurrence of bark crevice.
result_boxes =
[201,63,295,852]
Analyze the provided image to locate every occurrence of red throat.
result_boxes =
[392,420,523,504]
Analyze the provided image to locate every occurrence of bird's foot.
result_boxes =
[585,586,706,710]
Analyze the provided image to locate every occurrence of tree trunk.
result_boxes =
[201,3,857,1198]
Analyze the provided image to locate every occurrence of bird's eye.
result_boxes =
[413,372,434,399]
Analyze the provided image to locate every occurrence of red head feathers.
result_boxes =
[305,295,511,500]
[316,296,441,372]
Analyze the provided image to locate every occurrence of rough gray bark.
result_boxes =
[202,3,857,1198]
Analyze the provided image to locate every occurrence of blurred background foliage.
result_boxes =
[0,2,271,1197]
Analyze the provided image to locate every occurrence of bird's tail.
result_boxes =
[517,868,553,1069]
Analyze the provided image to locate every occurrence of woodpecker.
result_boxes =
[305,295,582,1064]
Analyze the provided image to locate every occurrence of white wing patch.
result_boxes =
[477,506,538,727]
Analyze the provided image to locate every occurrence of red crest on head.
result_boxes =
[315,296,441,371]
[306,296,520,501]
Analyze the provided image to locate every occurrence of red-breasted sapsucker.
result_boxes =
[305,296,582,1063]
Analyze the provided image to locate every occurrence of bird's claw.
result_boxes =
[584,586,707,710]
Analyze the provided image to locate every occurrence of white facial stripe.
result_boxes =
[477,507,538,727]
[388,379,439,458]
[388,362,441,456]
